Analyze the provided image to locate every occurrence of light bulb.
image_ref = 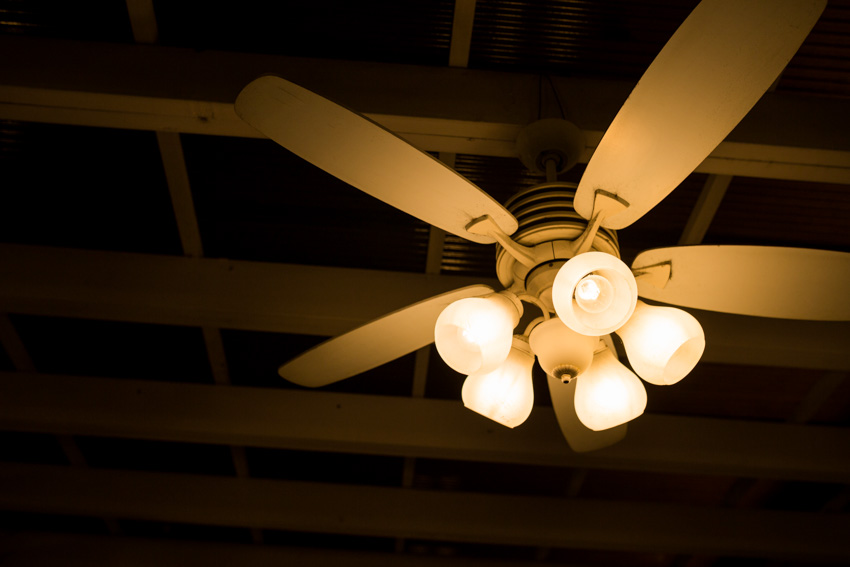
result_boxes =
[574,274,614,314]
[528,317,597,382]
[574,345,646,431]
[616,300,705,385]
[462,337,535,428]
[552,252,638,336]
[435,292,521,375]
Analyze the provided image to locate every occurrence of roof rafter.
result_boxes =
[1,372,849,482]
[1,462,848,560]
[0,36,847,183]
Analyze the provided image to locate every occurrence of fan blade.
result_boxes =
[547,376,627,453]
[279,285,495,387]
[574,0,826,229]
[632,246,850,321]
[235,76,517,244]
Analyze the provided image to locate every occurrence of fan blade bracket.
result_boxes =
[467,215,539,268]
[632,261,673,290]
[573,190,630,255]
[575,0,828,229]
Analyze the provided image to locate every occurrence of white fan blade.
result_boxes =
[279,285,495,387]
[632,246,850,321]
[574,0,826,229]
[235,76,517,244]
[547,376,627,453]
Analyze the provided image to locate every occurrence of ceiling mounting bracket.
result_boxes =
[515,119,586,177]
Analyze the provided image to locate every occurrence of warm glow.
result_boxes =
[435,293,520,375]
[574,274,614,314]
[462,337,535,428]
[552,252,638,336]
[574,346,647,431]
[616,300,705,385]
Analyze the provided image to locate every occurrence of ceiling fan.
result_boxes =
[234,0,849,452]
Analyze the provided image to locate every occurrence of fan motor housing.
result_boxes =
[496,182,620,310]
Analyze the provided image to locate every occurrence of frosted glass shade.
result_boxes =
[528,317,597,382]
[435,293,520,375]
[616,300,705,385]
[462,337,535,428]
[552,252,638,335]
[574,347,647,431]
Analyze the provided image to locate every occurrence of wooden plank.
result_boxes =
[0,36,847,180]
[0,244,490,338]
[0,313,35,371]
[678,174,733,245]
[157,132,203,257]
[0,533,580,567]
[1,372,848,482]
[0,463,848,560]
[1,244,848,369]
[125,0,158,44]
[449,0,477,68]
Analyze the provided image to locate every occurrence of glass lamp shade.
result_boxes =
[462,336,535,428]
[528,317,597,382]
[434,293,520,375]
[552,252,638,336]
[574,346,647,431]
[616,300,705,385]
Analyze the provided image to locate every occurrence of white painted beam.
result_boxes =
[0,36,847,182]
[125,0,158,44]
[0,533,584,567]
[1,372,848,482]
[448,0,477,68]
[1,244,848,369]
[678,174,733,245]
[0,463,848,560]
[0,244,490,338]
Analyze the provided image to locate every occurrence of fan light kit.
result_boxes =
[234,0,850,452]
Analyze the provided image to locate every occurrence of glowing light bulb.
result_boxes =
[462,337,535,428]
[574,274,614,314]
[616,300,705,385]
[574,344,647,431]
[576,278,600,300]
[435,293,521,375]
[552,252,638,335]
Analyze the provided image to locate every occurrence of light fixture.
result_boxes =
[616,300,705,386]
[461,336,535,428]
[574,340,647,431]
[434,292,522,375]
[528,317,597,382]
[551,252,638,336]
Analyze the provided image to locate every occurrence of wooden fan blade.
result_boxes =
[574,0,826,229]
[632,246,850,321]
[279,285,495,388]
[235,76,517,244]
[547,376,627,453]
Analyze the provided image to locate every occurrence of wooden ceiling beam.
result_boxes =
[1,372,848,482]
[0,36,847,183]
[0,533,588,567]
[0,463,848,560]
[1,244,848,370]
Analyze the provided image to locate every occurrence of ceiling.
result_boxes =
[0,0,849,565]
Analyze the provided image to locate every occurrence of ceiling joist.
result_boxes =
[1,244,848,370]
[0,36,847,183]
[1,372,848,483]
[0,533,587,567]
[0,462,848,561]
